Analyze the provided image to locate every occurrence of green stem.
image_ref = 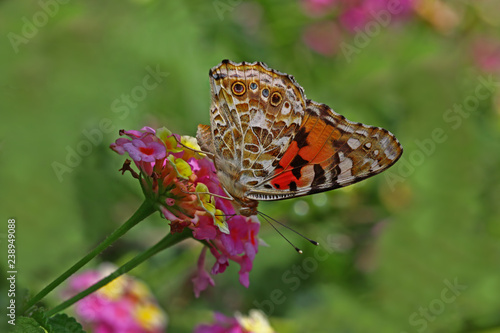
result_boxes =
[46,228,191,317]
[22,200,156,314]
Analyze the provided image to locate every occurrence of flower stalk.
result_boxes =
[47,228,191,317]
[21,199,156,314]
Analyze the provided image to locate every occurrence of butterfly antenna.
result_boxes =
[258,211,319,246]
[258,212,303,254]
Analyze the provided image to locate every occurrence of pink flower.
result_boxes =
[111,127,261,296]
[472,36,500,74]
[192,247,216,298]
[340,6,370,31]
[111,127,206,225]
[340,0,415,32]
[302,21,343,56]
[300,0,415,55]
[122,140,166,162]
[301,0,337,17]
[63,264,167,333]
[190,167,261,293]
[194,310,275,333]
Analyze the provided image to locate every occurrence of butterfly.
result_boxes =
[197,60,403,217]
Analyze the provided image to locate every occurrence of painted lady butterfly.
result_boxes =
[197,60,403,217]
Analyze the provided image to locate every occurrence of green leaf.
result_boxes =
[10,316,46,333]
[47,314,85,333]
[31,308,50,330]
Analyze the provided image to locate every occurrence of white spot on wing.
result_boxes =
[347,138,361,150]
[385,147,398,160]
[281,103,291,115]
[338,124,354,133]
[338,157,353,181]
[356,129,369,137]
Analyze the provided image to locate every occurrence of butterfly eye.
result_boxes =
[262,88,270,98]
[250,82,258,90]
[270,92,282,106]
[232,82,246,96]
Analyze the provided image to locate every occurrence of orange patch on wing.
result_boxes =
[272,116,342,190]
[298,124,340,165]
[270,172,297,190]
[270,164,315,190]
[278,141,299,169]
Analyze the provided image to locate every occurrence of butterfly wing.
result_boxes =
[245,100,403,200]
[206,60,306,190]
[199,60,403,211]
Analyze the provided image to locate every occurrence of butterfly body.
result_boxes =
[197,60,402,216]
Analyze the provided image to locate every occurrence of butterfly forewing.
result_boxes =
[208,60,306,188]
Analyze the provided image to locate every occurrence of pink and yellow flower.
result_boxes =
[63,264,167,333]
[111,127,261,296]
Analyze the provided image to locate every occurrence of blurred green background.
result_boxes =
[1,0,500,332]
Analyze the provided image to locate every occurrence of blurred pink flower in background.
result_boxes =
[302,20,343,56]
[301,0,415,56]
[301,0,337,17]
[339,0,415,31]
[111,127,261,296]
[194,310,275,333]
[472,36,500,75]
[63,264,167,333]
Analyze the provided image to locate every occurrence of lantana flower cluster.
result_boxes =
[194,310,275,333]
[111,127,260,296]
[63,264,167,333]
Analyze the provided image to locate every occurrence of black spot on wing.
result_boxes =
[333,165,341,180]
[289,181,297,191]
[307,154,341,195]
[311,164,326,188]
[292,167,302,180]
[290,154,307,180]
[290,154,308,168]
[294,127,309,149]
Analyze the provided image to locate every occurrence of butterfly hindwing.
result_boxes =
[246,100,403,200]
